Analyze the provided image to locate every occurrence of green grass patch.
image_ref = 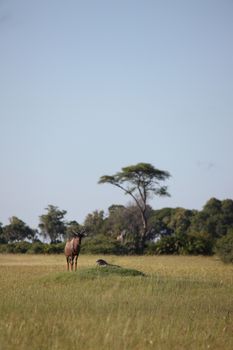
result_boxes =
[42,265,145,284]
[77,265,145,278]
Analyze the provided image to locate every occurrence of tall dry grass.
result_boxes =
[0,254,232,350]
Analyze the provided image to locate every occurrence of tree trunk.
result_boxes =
[138,210,148,253]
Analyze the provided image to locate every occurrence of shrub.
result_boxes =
[0,242,32,254]
[181,235,213,255]
[44,242,65,254]
[13,241,31,253]
[81,235,128,255]
[0,244,8,253]
[0,242,65,254]
[27,242,45,254]
[216,231,233,263]
[144,242,159,255]
[153,236,179,254]
[145,234,213,255]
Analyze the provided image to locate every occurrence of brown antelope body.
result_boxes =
[64,232,85,271]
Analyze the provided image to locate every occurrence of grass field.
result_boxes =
[0,254,232,350]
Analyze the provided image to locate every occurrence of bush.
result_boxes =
[81,235,129,255]
[13,241,31,253]
[144,234,213,255]
[0,242,65,254]
[144,242,160,255]
[44,242,65,254]
[0,242,31,254]
[180,235,213,255]
[0,244,8,253]
[27,242,46,254]
[0,234,214,256]
[153,236,180,254]
[216,231,233,263]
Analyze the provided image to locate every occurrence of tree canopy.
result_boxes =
[3,216,35,243]
[39,205,67,243]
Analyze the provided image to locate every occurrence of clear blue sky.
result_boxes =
[0,0,233,228]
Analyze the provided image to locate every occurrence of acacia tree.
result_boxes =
[98,162,171,252]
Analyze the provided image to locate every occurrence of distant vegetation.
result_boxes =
[0,163,233,262]
[0,197,233,262]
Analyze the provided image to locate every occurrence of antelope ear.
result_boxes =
[81,229,87,236]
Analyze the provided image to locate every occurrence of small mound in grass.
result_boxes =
[83,265,145,277]
[41,266,145,284]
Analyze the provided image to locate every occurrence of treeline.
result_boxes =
[0,198,233,261]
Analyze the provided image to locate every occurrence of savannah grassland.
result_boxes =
[0,254,232,350]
